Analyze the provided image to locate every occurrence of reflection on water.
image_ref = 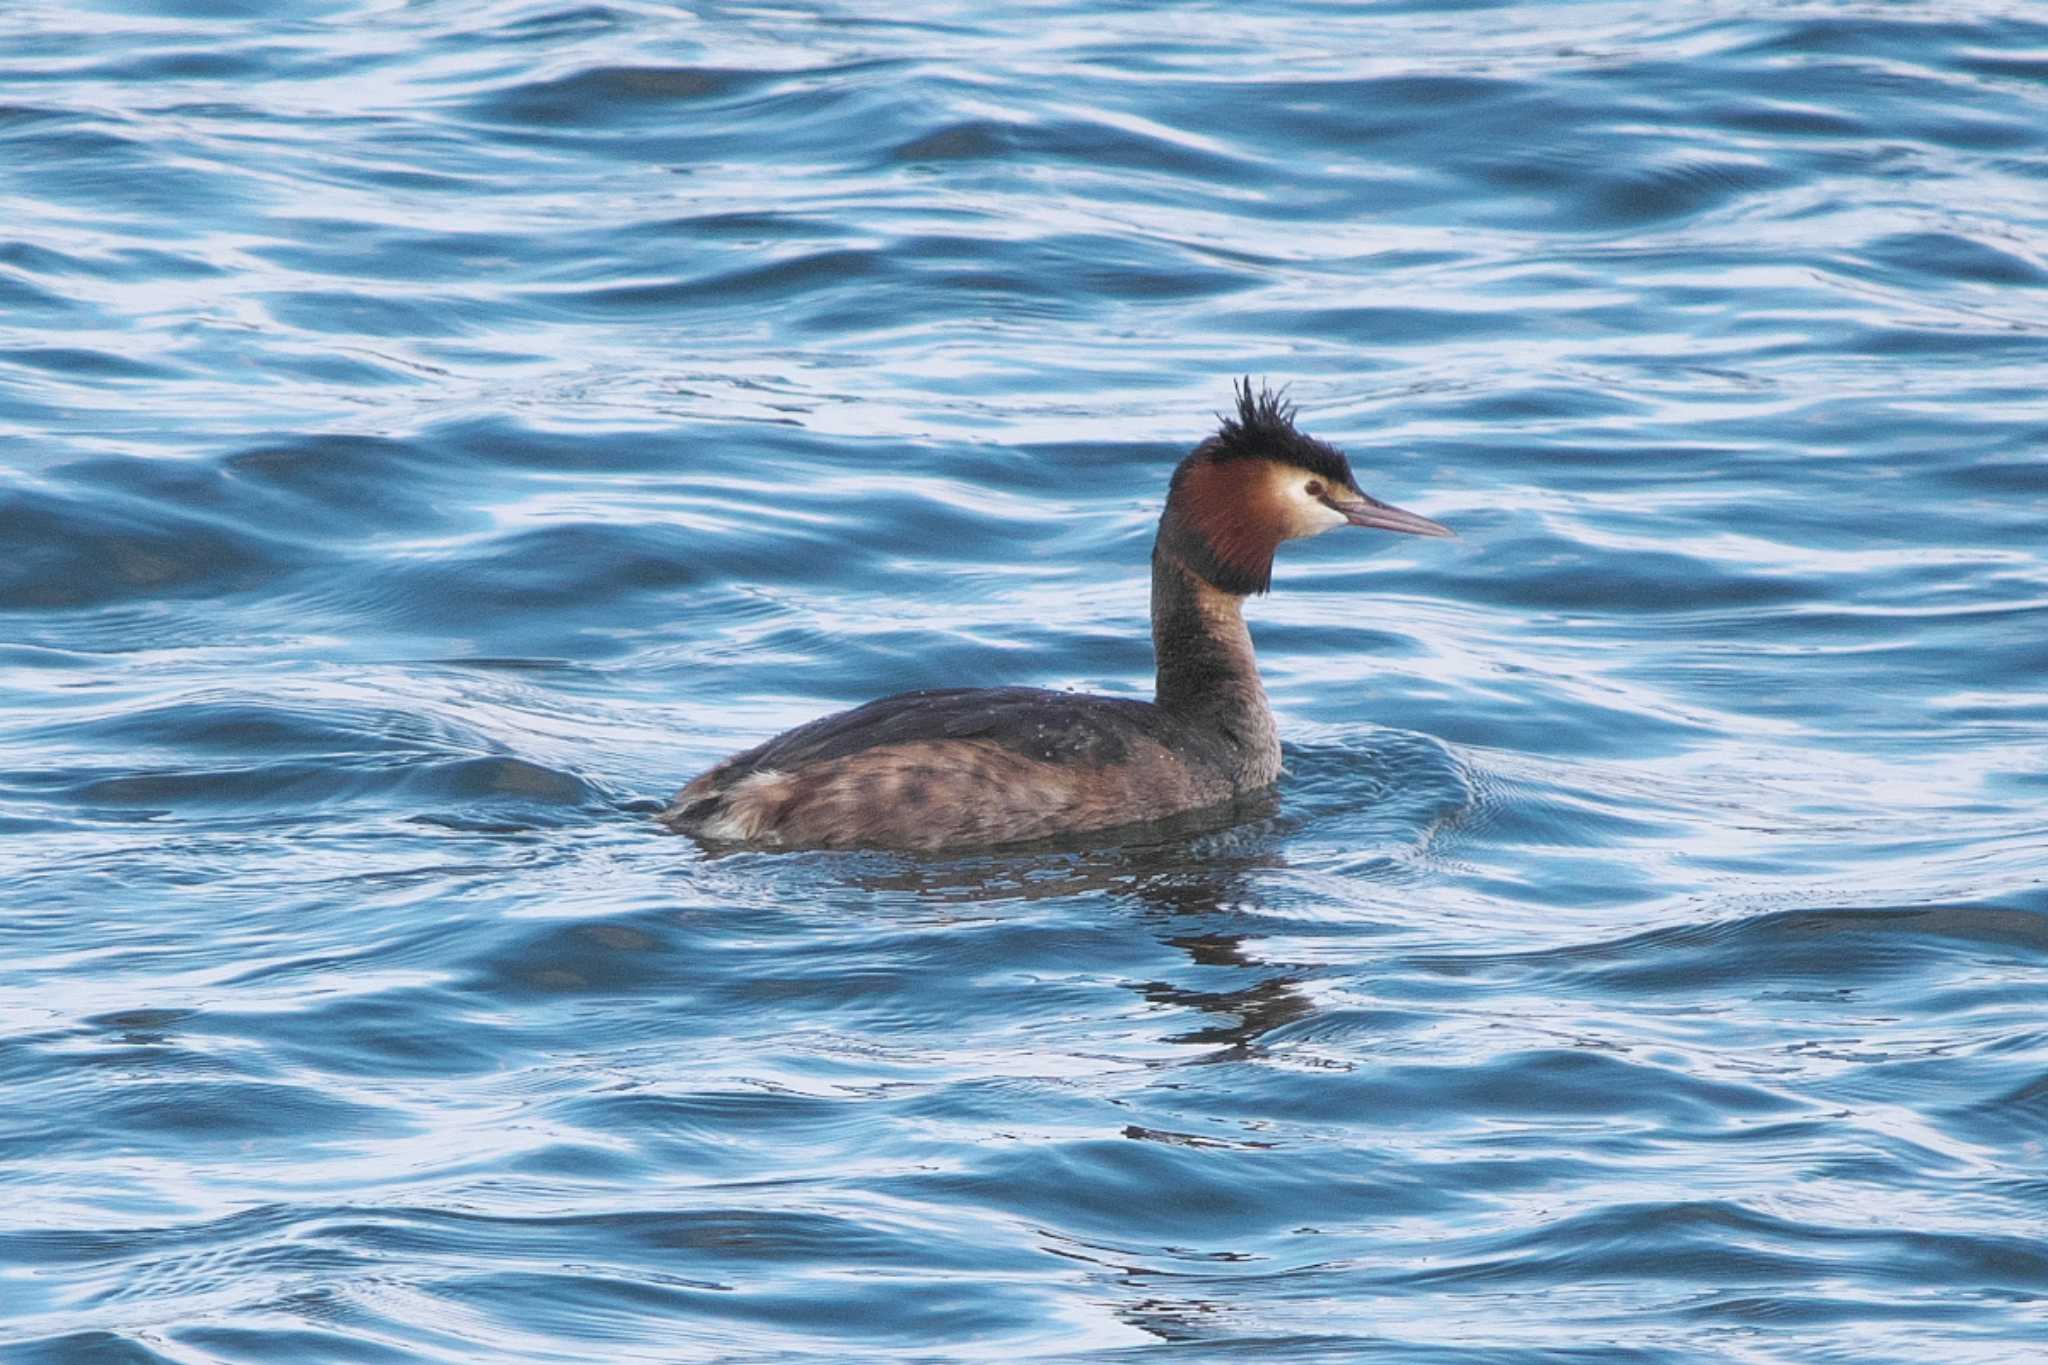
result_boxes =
[852,809,1320,1059]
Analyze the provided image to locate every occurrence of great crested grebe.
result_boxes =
[663,382,1452,851]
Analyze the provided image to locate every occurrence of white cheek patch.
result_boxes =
[1277,479,1348,539]
[1263,466,1353,539]
[1302,496,1349,536]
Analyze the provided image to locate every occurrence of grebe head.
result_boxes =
[1157,380,1452,595]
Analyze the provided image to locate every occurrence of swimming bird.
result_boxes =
[663,381,1452,850]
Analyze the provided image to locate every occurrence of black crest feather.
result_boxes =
[1201,378,1358,489]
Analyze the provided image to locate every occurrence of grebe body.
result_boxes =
[664,383,1450,851]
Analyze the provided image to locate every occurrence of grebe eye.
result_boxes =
[1304,480,1324,498]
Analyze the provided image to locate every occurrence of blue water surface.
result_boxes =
[4,1,2047,1359]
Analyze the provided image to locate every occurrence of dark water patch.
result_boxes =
[1908,115,2044,154]
[1185,72,1531,151]
[321,1202,958,1275]
[0,103,80,132]
[92,47,282,84]
[88,1078,404,1148]
[0,1207,320,1297]
[0,486,303,611]
[460,914,713,1002]
[458,59,923,166]
[1412,904,2048,996]
[1734,16,2031,60]
[0,440,478,622]
[54,761,383,814]
[888,118,1017,165]
[0,270,85,315]
[1861,231,2048,287]
[1,347,178,381]
[402,754,599,807]
[0,241,95,278]
[31,693,484,759]
[889,114,1257,184]
[1700,97,1870,138]
[212,993,512,1080]
[425,1242,1042,1349]
[222,430,489,532]
[50,747,598,823]
[1585,157,1788,228]
[1398,1197,2048,1295]
[466,65,784,127]
[1956,51,2048,85]
[551,247,894,317]
[81,1007,200,1038]
[118,246,232,281]
[1375,1048,1798,1127]
[1474,142,1789,231]
[929,1134,1442,1244]
[7,128,256,221]
[378,521,709,614]
[556,1087,875,1176]
[488,5,634,43]
[639,208,851,243]
[1836,322,2048,358]
[1936,447,2048,495]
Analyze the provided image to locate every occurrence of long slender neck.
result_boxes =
[1150,544,1281,788]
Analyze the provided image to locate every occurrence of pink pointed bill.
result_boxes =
[1336,494,1454,538]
